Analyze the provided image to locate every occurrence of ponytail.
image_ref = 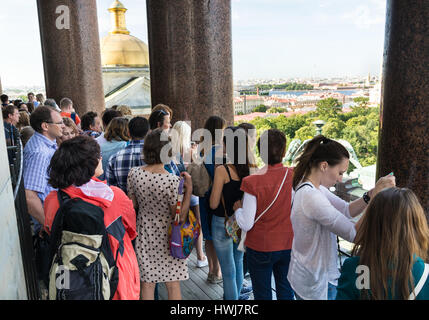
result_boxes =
[292,135,349,189]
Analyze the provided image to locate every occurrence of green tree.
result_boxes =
[322,118,346,140]
[267,107,287,113]
[315,98,342,120]
[295,125,316,142]
[252,104,268,112]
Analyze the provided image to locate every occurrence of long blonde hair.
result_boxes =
[171,121,191,157]
[352,187,429,299]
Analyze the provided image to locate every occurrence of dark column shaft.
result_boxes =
[146,0,234,131]
[37,0,105,116]
[377,0,429,214]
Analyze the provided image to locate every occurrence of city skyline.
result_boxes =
[0,0,386,88]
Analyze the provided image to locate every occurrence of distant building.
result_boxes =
[233,95,265,114]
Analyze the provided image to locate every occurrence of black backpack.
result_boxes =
[47,190,119,300]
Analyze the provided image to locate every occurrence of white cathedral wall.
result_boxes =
[0,118,27,299]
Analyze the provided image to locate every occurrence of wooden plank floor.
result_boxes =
[158,241,260,300]
[157,240,350,300]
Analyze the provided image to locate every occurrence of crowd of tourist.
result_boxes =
[3,91,429,301]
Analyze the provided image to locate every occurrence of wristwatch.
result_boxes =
[363,191,371,204]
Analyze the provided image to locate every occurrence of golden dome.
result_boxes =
[100,1,149,67]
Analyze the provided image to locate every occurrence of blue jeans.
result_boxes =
[294,283,337,300]
[211,215,244,300]
[246,247,294,300]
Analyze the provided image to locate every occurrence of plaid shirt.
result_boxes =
[23,132,58,229]
[106,140,145,193]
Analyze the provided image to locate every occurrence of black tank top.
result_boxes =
[213,165,243,218]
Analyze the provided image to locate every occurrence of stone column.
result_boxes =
[377,1,429,215]
[146,0,234,131]
[37,0,105,116]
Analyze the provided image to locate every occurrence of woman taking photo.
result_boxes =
[336,187,429,300]
[287,135,396,300]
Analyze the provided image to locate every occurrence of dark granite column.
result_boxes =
[37,0,105,116]
[146,0,234,131]
[377,1,429,215]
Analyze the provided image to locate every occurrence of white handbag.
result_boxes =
[237,168,289,252]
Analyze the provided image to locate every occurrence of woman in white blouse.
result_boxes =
[287,135,395,300]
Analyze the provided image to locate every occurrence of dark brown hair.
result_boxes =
[81,111,99,131]
[148,110,168,130]
[29,106,55,133]
[203,115,226,145]
[26,102,35,113]
[102,109,122,128]
[17,111,30,130]
[257,129,287,166]
[104,117,130,142]
[143,128,171,165]
[292,135,349,189]
[48,135,101,189]
[223,126,255,180]
[152,103,173,119]
[2,104,18,120]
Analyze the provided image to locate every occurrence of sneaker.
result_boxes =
[240,285,253,295]
[207,274,223,284]
[197,257,208,268]
[238,292,251,300]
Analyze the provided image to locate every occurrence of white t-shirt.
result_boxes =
[96,132,107,146]
[287,182,356,300]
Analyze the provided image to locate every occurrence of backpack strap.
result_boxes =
[71,112,76,123]
[409,263,429,300]
[48,190,72,265]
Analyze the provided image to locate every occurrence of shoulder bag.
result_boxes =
[237,168,289,252]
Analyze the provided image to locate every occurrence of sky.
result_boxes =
[0,0,386,88]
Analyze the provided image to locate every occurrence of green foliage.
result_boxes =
[315,98,342,120]
[255,82,313,91]
[235,98,380,169]
[252,104,268,112]
[353,97,369,108]
[267,107,287,113]
[15,95,28,102]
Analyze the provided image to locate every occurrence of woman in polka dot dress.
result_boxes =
[127,128,193,300]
